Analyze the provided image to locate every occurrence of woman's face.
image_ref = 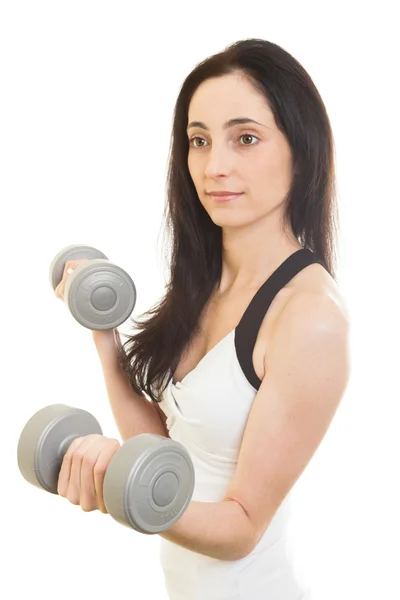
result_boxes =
[187,71,296,229]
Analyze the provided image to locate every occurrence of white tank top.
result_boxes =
[157,249,324,599]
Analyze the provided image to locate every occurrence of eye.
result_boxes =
[188,133,259,149]
[239,134,259,146]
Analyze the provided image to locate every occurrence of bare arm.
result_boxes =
[93,330,169,442]
[160,293,350,561]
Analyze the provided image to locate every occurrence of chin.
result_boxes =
[210,215,242,228]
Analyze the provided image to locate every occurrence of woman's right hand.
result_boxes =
[54,258,119,347]
[54,259,91,302]
[57,433,121,513]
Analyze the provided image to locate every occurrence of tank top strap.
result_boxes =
[235,248,325,390]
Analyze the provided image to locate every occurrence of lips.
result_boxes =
[209,192,243,203]
[208,192,242,197]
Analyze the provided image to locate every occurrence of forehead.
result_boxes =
[188,73,271,123]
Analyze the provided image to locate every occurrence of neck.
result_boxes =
[218,215,302,294]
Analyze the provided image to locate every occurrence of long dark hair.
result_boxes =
[115,38,339,403]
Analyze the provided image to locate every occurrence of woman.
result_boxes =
[56,38,351,599]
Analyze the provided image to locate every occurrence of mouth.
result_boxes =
[209,192,243,203]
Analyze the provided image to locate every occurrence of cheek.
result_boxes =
[187,152,196,171]
[252,149,279,174]
[187,158,201,187]
[252,155,291,193]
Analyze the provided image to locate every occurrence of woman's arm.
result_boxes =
[93,330,168,442]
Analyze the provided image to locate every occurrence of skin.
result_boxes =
[187,70,304,295]
[55,261,120,512]
[57,433,120,513]
[170,69,346,385]
[55,72,349,548]
[157,72,350,559]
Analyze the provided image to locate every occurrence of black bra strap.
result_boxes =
[235,249,325,390]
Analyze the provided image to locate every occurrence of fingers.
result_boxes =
[57,436,84,498]
[54,280,64,300]
[93,440,121,514]
[57,435,121,514]
[67,435,102,511]
[79,436,106,512]
[54,260,82,301]
[68,444,86,506]
[58,435,99,508]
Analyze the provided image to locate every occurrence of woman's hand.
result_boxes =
[54,259,119,348]
[57,434,121,513]
[54,259,91,301]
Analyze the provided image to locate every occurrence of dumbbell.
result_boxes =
[17,404,195,534]
[49,244,137,330]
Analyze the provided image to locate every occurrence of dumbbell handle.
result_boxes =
[18,404,195,534]
[50,245,137,331]
[17,405,103,495]
[57,433,81,462]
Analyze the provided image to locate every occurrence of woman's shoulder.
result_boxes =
[259,261,350,387]
[287,261,350,326]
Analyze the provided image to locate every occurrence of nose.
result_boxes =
[203,143,234,178]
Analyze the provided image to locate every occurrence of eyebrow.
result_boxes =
[186,117,268,132]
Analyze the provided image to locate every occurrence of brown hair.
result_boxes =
[115,38,339,403]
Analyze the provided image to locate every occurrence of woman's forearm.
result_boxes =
[93,330,168,442]
[159,498,256,561]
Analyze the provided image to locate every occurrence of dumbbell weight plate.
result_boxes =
[64,259,137,330]
[17,404,103,494]
[103,434,195,534]
[49,244,108,291]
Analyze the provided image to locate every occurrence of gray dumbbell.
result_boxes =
[49,244,137,330]
[17,404,195,534]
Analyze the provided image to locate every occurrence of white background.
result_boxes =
[1,1,399,598]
